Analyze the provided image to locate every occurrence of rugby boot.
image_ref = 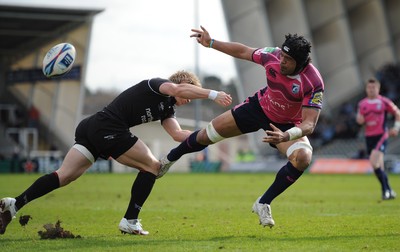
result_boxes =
[252,197,275,228]
[157,156,176,179]
[0,197,17,234]
[119,218,149,235]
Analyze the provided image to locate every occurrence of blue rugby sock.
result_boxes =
[260,162,303,204]
[167,130,208,161]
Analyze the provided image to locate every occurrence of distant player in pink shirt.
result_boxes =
[158,26,324,228]
[356,78,400,200]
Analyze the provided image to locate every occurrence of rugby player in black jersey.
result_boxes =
[0,70,232,236]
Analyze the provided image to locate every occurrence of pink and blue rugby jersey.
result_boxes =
[357,95,397,136]
[252,47,324,125]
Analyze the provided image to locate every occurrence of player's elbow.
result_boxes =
[166,84,181,97]
[237,50,253,61]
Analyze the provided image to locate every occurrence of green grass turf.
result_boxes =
[0,172,399,251]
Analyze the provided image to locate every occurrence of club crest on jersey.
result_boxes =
[291,84,300,94]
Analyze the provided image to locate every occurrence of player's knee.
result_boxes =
[295,149,312,169]
[369,157,380,168]
[196,129,212,145]
[205,122,225,144]
[286,142,313,170]
[370,161,380,169]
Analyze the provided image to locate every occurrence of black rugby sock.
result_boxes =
[14,172,60,211]
[124,172,156,220]
[383,172,392,191]
[260,162,303,204]
[167,130,208,161]
[373,168,389,192]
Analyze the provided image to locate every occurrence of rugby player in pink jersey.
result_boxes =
[158,26,324,228]
[356,78,400,200]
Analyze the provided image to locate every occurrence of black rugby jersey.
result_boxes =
[101,78,176,127]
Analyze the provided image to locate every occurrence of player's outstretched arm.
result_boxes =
[190,25,255,61]
[160,82,232,107]
[210,90,233,107]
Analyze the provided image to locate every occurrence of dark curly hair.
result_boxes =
[281,34,312,74]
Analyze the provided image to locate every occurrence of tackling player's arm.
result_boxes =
[190,25,256,62]
[159,82,232,107]
[161,118,192,142]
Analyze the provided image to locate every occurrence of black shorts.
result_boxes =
[366,133,388,155]
[74,112,138,160]
[231,95,294,147]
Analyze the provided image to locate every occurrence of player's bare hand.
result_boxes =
[214,91,232,107]
[190,25,212,48]
[263,123,289,144]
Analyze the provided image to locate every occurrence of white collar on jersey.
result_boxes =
[287,74,301,81]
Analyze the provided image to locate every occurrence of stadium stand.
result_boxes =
[0,4,102,172]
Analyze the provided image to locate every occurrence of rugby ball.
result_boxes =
[42,43,76,78]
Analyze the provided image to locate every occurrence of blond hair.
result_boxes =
[169,70,201,87]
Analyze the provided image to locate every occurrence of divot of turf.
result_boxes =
[38,220,81,239]
[19,215,32,226]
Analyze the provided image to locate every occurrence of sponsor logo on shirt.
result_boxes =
[158,102,165,111]
[104,134,117,140]
[141,108,154,123]
[309,91,323,106]
[263,47,276,53]
[268,94,292,111]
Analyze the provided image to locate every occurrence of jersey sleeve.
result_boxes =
[303,90,323,109]
[302,67,324,109]
[148,78,170,96]
[252,47,280,65]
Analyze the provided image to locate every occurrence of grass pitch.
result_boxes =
[0,172,399,251]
